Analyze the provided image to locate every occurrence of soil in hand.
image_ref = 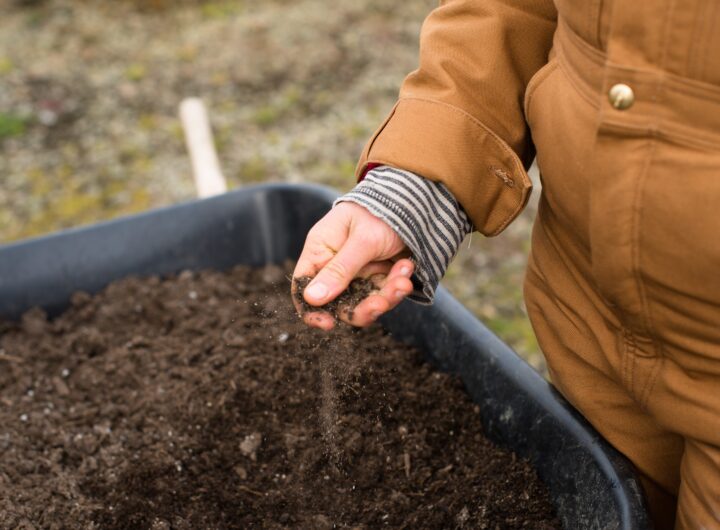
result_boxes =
[294,275,376,321]
[0,264,560,529]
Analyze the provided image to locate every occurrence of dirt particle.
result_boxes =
[294,276,377,321]
[239,432,262,461]
[233,466,248,480]
[151,518,170,530]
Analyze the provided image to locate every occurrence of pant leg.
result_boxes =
[524,201,684,529]
[620,136,720,530]
[676,441,720,530]
[524,31,720,526]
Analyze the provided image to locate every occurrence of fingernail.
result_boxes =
[370,311,381,320]
[400,266,411,277]
[394,290,405,300]
[305,282,328,300]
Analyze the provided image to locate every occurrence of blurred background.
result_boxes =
[0,0,544,373]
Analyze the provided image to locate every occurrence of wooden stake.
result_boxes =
[179,97,228,198]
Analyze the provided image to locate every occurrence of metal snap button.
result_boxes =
[608,83,635,110]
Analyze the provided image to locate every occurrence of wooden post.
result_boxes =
[179,98,228,198]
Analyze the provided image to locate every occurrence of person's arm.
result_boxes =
[294,0,557,329]
[336,166,471,304]
[356,0,556,235]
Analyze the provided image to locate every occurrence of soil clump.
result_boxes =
[0,264,560,529]
[293,275,375,321]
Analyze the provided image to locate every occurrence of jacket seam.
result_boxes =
[377,96,531,236]
[524,58,560,126]
[395,96,528,179]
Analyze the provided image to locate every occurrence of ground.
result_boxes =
[0,0,545,373]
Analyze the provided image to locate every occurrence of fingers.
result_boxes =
[356,260,395,279]
[302,311,336,331]
[297,259,415,331]
[291,261,392,326]
[301,237,377,307]
[291,202,413,330]
[338,259,415,327]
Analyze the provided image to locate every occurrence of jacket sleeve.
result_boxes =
[356,0,557,236]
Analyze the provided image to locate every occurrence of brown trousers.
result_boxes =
[524,21,720,530]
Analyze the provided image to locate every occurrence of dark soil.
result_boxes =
[0,264,560,529]
[293,275,376,321]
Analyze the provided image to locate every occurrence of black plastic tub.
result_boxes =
[0,184,651,529]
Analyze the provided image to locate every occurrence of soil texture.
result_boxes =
[293,275,376,321]
[0,264,560,529]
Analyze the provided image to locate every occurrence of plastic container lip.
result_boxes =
[0,183,651,530]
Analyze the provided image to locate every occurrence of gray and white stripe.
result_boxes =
[335,166,472,304]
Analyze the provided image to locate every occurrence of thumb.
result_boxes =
[303,237,377,306]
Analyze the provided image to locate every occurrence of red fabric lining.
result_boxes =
[359,162,382,182]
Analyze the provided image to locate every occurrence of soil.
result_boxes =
[293,275,376,321]
[0,264,560,529]
[2,0,546,375]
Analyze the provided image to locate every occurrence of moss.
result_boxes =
[3,161,156,243]
[311,90,333,109]
[210,71,229,86]
[0,57,13,75]
[281,85,302,107]
[251,105,281,127]
[170,122,185,142]
[301,158,357,190]
[125,63,147,82]
[214,124,232,153]
[0,113,28,139]
[238,156,270,183]
[24,10,49,29]
[177,45,198,62]
[201,1,243,20]
[138,114,158,131]
[345,123,370,140]
[27,167,55,196]
[251,87,305,128]
[131,154,154,173]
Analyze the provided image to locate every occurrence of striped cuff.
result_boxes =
[335,166,472,304]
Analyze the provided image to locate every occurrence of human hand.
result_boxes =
[291,202,415,330]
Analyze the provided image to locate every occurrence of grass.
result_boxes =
[0,113,29,139]
[0,57,13,75]
[124,63,147,82]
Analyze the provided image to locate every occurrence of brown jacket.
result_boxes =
[356,4,720,527]
[356,0,720,235]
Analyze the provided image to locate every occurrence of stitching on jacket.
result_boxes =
[356,103,399,180]
[524,58,560,126]
[640,354,663,409]
[396,96,529,177]
[630,138,666,409]
[631,138,660,343]
[556,46,599,110]
[379,96,532,236]
[489,166,515,188]
[698,2,719,81]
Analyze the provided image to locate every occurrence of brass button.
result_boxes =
[608,83,635,110]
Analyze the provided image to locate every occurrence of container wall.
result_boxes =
[0,184,650,529]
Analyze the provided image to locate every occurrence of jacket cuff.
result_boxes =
[336,166,471,304]
[355,97,533,236]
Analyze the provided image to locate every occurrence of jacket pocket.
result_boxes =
[523,57,559,127]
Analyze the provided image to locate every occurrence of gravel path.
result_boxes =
[0,0,544,372]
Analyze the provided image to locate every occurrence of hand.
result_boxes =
[292,202,415,330]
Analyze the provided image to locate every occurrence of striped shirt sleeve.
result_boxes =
[334,166,472,304]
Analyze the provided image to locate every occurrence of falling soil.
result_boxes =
[293,275,376,321]
[0,264,560,529]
